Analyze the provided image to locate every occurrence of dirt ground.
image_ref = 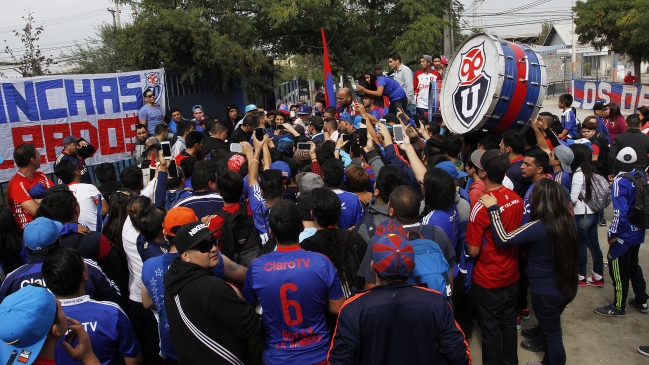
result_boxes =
[467,98,649,364]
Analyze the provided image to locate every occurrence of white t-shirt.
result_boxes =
[122,217,143,302]
[68,183,102,231]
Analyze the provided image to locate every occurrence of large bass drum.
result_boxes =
[441,33,546,135]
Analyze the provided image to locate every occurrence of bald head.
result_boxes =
[337,88,352,106]
[388,185,421,224]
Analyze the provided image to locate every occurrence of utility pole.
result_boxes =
[115,1,121,28]
[571,0,577,80]
[107,8,117,28]
[443,0,454,57]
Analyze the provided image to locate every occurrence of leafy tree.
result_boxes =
[3,12,56,77]
[574,0,646,82]
[538,21,553,45]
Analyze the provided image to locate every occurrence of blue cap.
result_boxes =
[24,217,62,251]
[192,104,203,112]
[270,161,291,183]
[297,105,312,115]
[435,161,468,180]
[338,113,351,122]
[277,137,294,155]
[373,233,415,279]
[0,285,57,365]
[278,104,290,112]
[244,104,258,113]
[352,116,364,129]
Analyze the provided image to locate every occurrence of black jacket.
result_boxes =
[202,136,230,158]
[328,284,470,365]
[607,128,649,175]
[229,127,252,144]
[164,257,260,365]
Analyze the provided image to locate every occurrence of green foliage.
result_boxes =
[4,12,56,77]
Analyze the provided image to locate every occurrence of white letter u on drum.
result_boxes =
[460,84,481,118]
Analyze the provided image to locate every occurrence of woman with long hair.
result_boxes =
[103,188,134,258]
[636,106,649,132]
[605,102,627,141]
[569,144,605,287]
[420,168,459,245]
[479,178,578,365]
[0,205,25,285]
[301,188,367,298]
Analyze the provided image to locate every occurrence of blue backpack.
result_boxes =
[406,226,450,296]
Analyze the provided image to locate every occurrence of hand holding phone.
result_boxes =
[230,143,243,153]
[393,124,404,144]
[160,141,172,159]
[255,128,265,141]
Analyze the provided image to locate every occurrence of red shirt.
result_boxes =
[7,171,54,229]
[466,186,524,289]
[205,203,244,250]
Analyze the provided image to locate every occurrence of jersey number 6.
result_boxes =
[280,283,303,326]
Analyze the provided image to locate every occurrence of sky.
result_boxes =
[0,0,575,77]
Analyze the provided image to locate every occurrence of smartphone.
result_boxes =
[379,119,387,125]
[255,128,265,141]
[398,112,409,124]
[297,142,311,150]
[394,102,402,112]
[160,141,172,159]
[168,160,179,178]
[342,133,354,142]
[290,111,296,118]
[276,124,286,130]
[393,124,404,144]
[358,128,368,147]
[230,143,243,153]
[142,167,151,186]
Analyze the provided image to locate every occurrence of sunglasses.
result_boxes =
[145,94,155,98]
[193,239,216,253]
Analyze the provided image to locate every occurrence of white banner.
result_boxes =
[0,68,166,182]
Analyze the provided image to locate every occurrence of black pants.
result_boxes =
[388,96,409,115]
[609,245,649,310]
[129,300,161,365]
[531,290,575,365]
[473,281,519,365]
[517,253,529,311]
[451,272,473,338]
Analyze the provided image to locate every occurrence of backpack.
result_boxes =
[217,205,263,267]
[580,173,611,212]
[622,172,649,229]
[406,225,451,296]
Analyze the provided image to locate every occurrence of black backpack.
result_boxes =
[622,172,649,229]
[216,204,263,267]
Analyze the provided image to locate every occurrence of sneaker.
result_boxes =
[578,278,588,287]
[587,270,605,287]
[517,316,521,330]
[629,299,649,313]
[518,307,531,320]
[594,304,626,316]
[603,258,608,267]
[521,338,546,352]
[521,325,541,339]
[639,346,649,357]
[599,218,607,227]
[527,360,543,365]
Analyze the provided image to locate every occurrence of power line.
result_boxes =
[0,9,107,35]
[460,16,572,29]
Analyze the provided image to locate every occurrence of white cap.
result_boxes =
[616,147,637,164]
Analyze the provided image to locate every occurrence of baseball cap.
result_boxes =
[278,104,290,113]
[470,149,486,170]
[244,104,258,113]
[174,222,216,253]
[374,63,383,70]
[0,286,57,365]
[297,172,324,192]
[308,116,324,128]
[338,113,352,123]
[552,144,574,173]
[480,149,510,176]
[373,233,415,279]
[270,161,291,183]
[277,137,294,155]
[297,105,313,115]
[294,124,306,136]
[24,217,62,251]
[352,116,364,129]
[593,101,609,111]
[422,55,433,62]
[616,147,638,172]
[192,104,203,112]
[441,55,449,65]
[228,154,246,173]
[164,207,198,236]
[62,135,81,146]
[436,161,468,179]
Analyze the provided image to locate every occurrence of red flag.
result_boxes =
[321,28,336,108]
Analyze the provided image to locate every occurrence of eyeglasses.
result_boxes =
[145,94,155,98]
[192,240,216,253]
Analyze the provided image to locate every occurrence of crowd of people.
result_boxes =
[0,50,648,365]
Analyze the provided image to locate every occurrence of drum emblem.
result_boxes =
[452,42,491,129]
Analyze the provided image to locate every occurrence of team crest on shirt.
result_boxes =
[17,350,31,363]
[143,71,163,104]
[452,42,491,129]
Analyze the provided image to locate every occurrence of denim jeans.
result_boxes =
[473,281,519,365]
[531,290,576,365]
[575,213,604,276]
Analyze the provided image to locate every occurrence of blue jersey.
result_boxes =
[594,116,611,143]
[522,183,535,224]
[552,170,572,194]
[249,185,272,244]
[0,257,120,305]
[56,296,140,365]
[173,191,224,220]
[561,109,578,138]
[141,251,225,360]
[243,246,344,364]
[420,205,459,245]
[368,106,386,120]
[609,171,646,252]
[377,76,407,101]
[332,189,364,229]
[136,234,170,263]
